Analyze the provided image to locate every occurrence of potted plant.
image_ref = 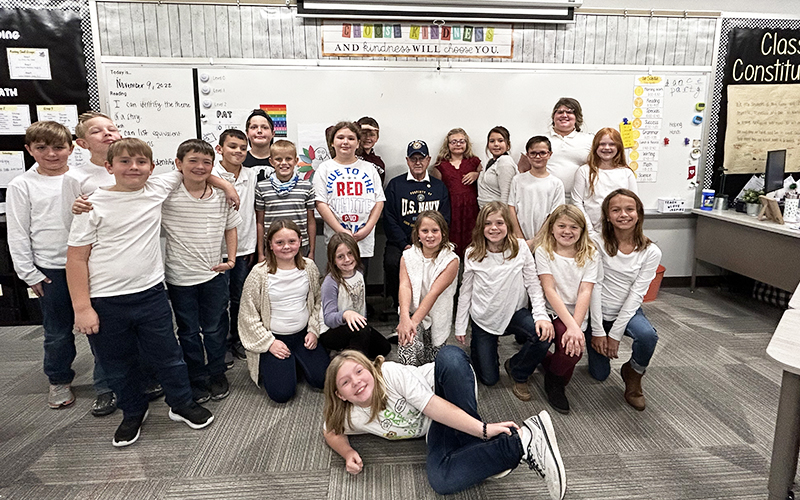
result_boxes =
[742,188,763,216]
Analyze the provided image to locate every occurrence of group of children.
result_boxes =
[7,104,662,499]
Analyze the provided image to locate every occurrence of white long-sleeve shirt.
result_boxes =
[572,165,638,234]
[60,158,115,230]
[590,236,661,341]
[7,167,70,285]
[477,154,517,208]
[456,239,549,337]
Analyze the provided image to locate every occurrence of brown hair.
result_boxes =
[551,97,584,132]
[467,201,519,262]
[328,121,361,160]
[435,127,475,165]
[176,139,215,161]
[219,128,247,146]
[586,127,630,195]
[525,135,552,152]
[486,126,511,157]
[270,139,297,158]
[411,210,451,259]
[326,232,362,287]
[262,219,306,273]
[323,350,388,436]
[25,121,72,147]
[600,189,651,256]
[75,111,113,139]
[534,204,596,267]
[107,137,152,163]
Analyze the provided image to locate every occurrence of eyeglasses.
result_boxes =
[449,139,467,146]
[408,157,427,164]
[526,151,550,158]
[554,109,575,116]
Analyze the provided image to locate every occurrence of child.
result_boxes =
[313,121,385,275]
[356,116,386,182]
[477,126,517,207]
[66,138,220,447]
[396,211,459,366]
[238,220,330,403]
[59,111,121,416]
[164,139,242,404]
[431,128,481,258]
[572,127,638,234]
[455,202,553,402]
[509,136,565,249]
[7,121,76,409]
[587,189,661,411]
[534,205,597,414]
[255,139,316,259]
[242,109,275,182]
[214,129,258,362]
[323,347,566,500]
[319,233,391,359]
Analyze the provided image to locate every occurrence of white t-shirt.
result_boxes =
[477,154,517,208]
[161,184,242,286]
[415,256,438,330]
[508,172,565,239]
[593,238,662,341]
[68,171,183,298]
[343,361,435,439]
[213,164,258,256]
[6,167,70,285]
[455,239,549,337]
[545,126,594,199]
[268,267,310,335]
[572,165,638,234]
[534,246,599,330]
[313,158,386,257]
[60,158,115,230]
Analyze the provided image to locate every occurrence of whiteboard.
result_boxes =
[103,64,711,208]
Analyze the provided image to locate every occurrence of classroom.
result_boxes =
[1,0,800,499]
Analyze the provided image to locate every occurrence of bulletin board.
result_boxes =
[101,63,712,209]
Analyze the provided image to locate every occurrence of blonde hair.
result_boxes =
[323,350,388,435]
[534,205,596,267]
[411,210,451,259]
[586,127,630,195]
[271,139,297,158]
[25,121,72,147]
[262,219,306,274]
[467,202,519,262]
[434,128,475,166]
[600,189,652,256]
[75,111,112,139]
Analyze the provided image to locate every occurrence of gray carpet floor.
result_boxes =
[0,286,791,500]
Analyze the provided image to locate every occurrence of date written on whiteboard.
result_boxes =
[114,78,173,91]
[663,77,704,98]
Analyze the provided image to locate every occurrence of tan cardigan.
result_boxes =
[238,257,322,385]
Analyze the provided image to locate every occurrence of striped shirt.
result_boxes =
[254,177,315,247]
[161,183,242,286]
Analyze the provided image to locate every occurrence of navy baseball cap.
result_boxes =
[407,140,429,157]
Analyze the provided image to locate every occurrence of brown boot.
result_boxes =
[620,361,646,411]
[505,359,532,401]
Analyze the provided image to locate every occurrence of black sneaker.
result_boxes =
[144,383,164,401]
[209,373,230,401]
[169,402,214,429]
[112,409,148,447]
[192,383,211,404]
[544,371,570,415]
[225,350,235,369]
[231,342,247,360]
[92,392,117,417]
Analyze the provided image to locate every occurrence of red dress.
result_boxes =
[436,156,481,258]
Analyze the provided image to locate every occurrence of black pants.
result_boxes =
[319,323,392,359]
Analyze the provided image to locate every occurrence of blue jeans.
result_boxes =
[37,268,76,386]
[426,346,523,495]
[584,307,659,381]
[88,283,193,417]
[258,328,330,403]
[222,254,253,346]
[470,308,552,386]
[168,274,229,384]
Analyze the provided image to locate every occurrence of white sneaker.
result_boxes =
[520,410,566,500]
[48,384,75,409]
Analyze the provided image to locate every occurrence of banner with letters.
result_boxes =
[322,21,513,58]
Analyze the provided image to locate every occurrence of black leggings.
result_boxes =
[319,322,391,359]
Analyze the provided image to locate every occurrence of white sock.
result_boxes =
[519,425,532,459]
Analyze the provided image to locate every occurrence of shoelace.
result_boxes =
[523,443,545,478]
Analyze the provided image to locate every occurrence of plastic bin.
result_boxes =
[643,265,666,303]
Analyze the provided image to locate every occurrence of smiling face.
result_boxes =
[417,217,443,253]
[247,116,274,149]
[77,116,121,156]
[335,360,375,407]
[175,151,214,184]
[552,215,582,250]
[269,146,298,182]
[595,134,618,165]
[106,150,155,191]
[269,227,301,264]
[487,132,508,158]
[406,153,430,180]
[334,243,357,277]
[483,210,508,249]
[360,127,379,152]
[552,106,577,136]
[333,126,359,160]
[217,136,248,168]
[526,141,552,172]
[606,194,639,232]
[448,133,467,156]
[25,141,72,175]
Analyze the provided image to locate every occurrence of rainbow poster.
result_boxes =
[260,104,287,137]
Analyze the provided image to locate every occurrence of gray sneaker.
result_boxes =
[48,384,75,409]
[521,410,566,500]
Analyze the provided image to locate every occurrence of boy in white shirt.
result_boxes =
[165,139,242,403]
[66,138,236,447]
[508,136,566,249]
[213,129,257,363]
[7,121,76,409]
